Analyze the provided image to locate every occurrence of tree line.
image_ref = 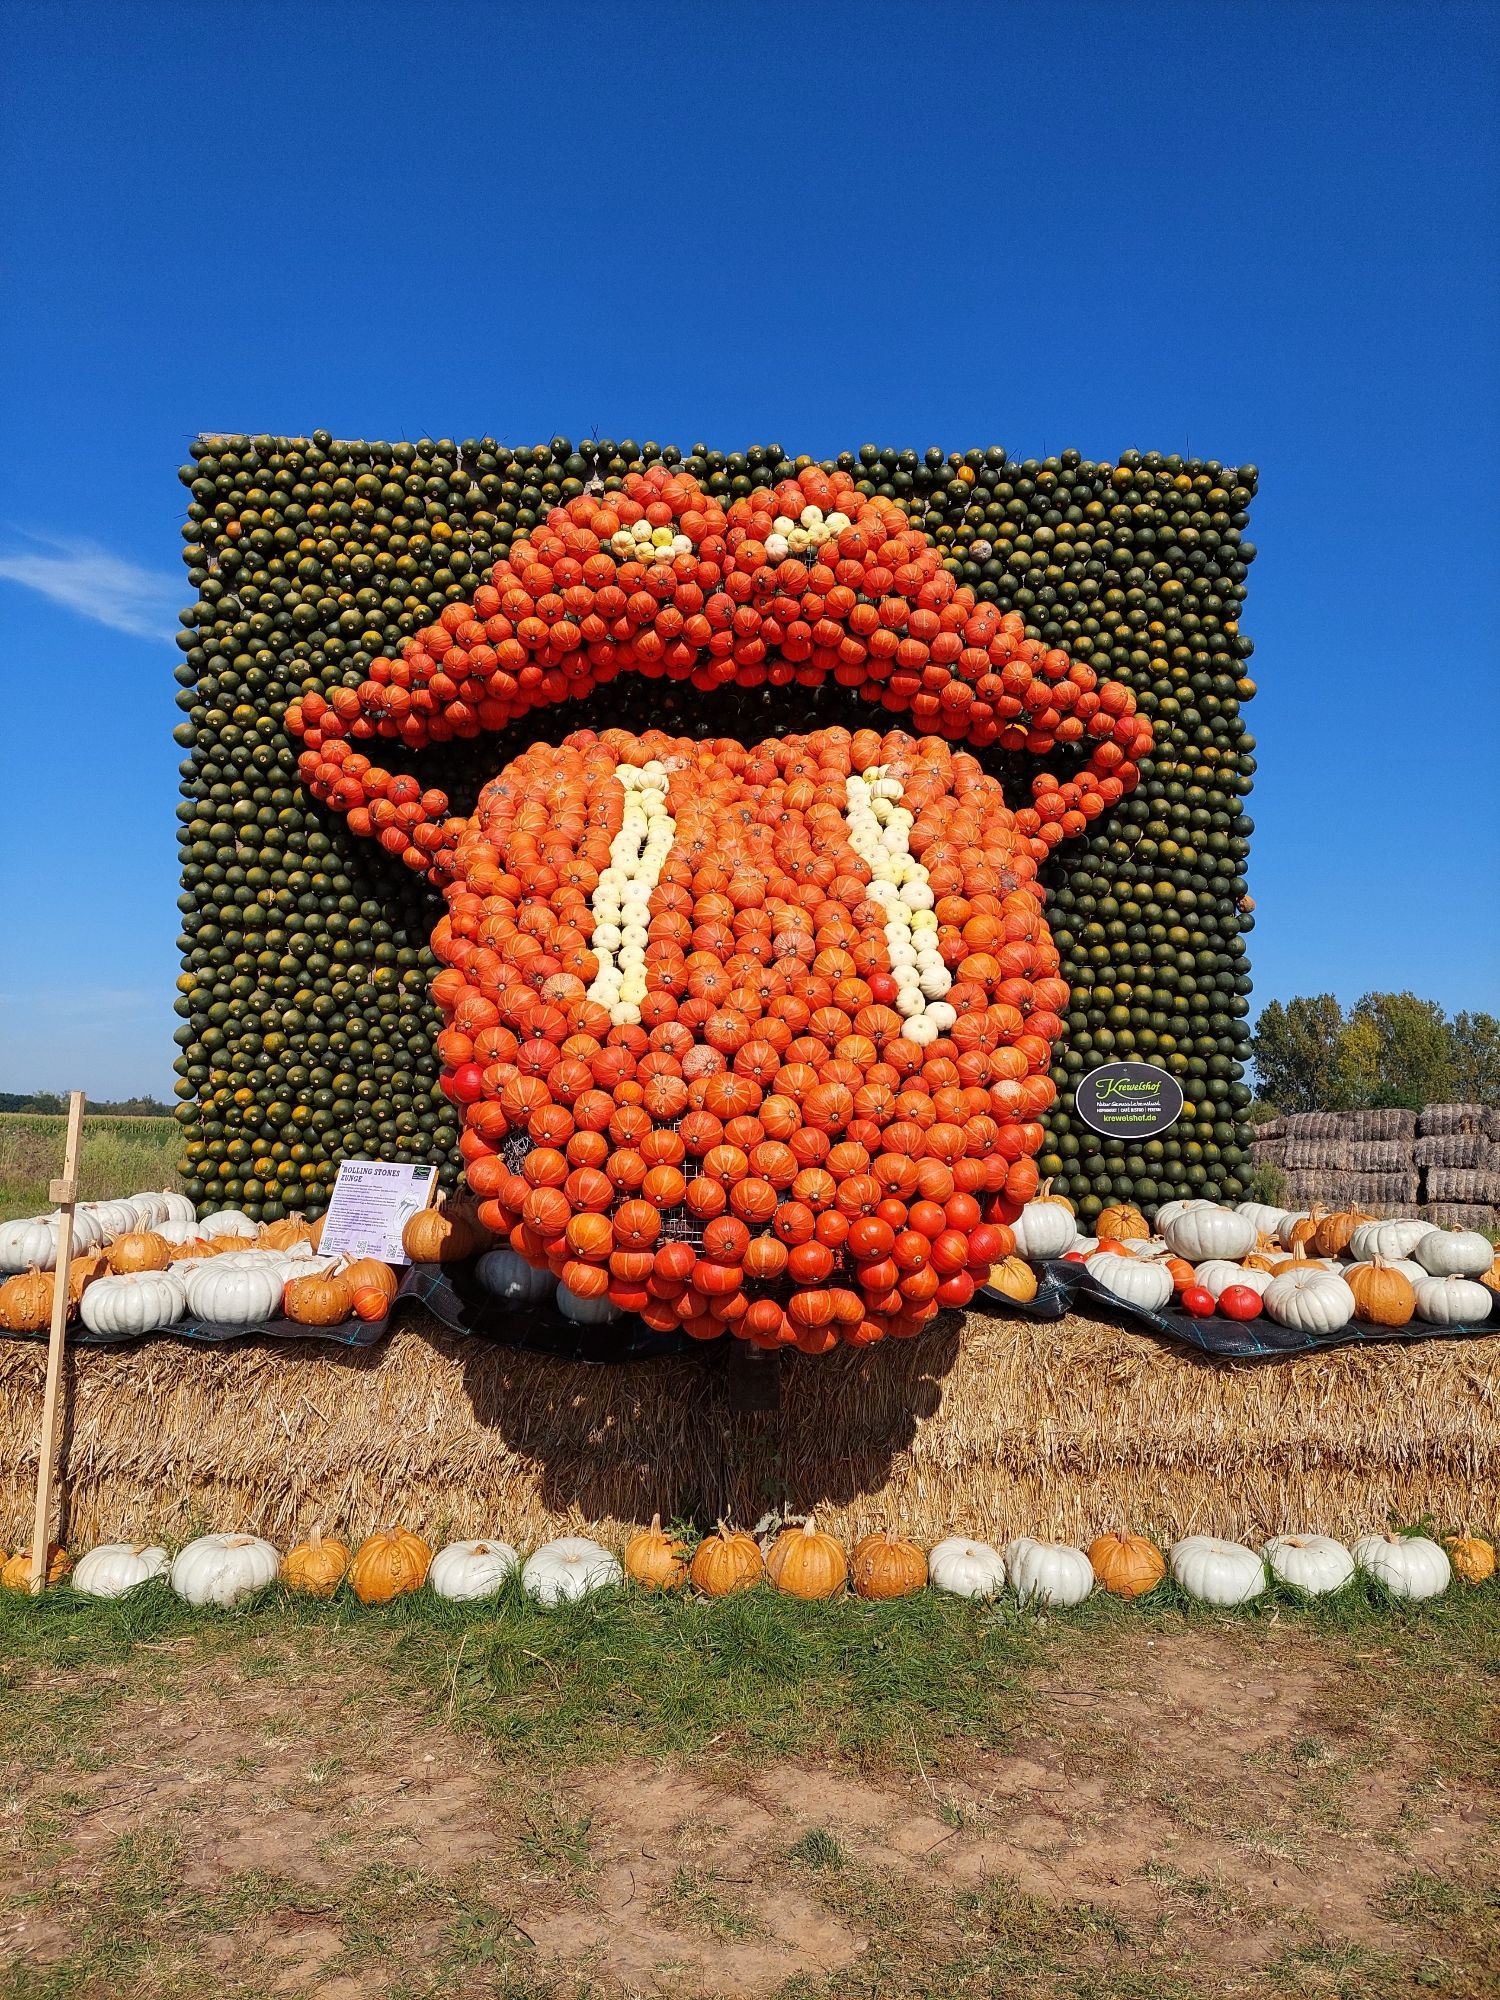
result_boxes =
[1250,993,1500,1114]
[0,1092,175,1117]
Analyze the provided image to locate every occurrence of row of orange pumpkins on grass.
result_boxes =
[5,1519,1495,1609]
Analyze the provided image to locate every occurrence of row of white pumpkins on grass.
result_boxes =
[16,1520,1492,1612]
[1008,1189,1496,1331]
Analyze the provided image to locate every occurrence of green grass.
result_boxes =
[0,1112,180,1222]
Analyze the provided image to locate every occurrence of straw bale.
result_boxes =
[1282,1171,1355,1208]
[1424,1203,1496,1232]
[1344,1109,1418,1142]
[1414,1133,1485,1170]
[1251,1116,1285,1142]
[1283,1139,1350,1170]
[2,1309,1496,1551]
[1418,1103,1486,1137]
[1487,1107,1500,1145]
[1425,1167,1500,1206]
[1284,1112,1340,1138]
[1347,1140,1412,1173]
[1342,1172,1420,1210]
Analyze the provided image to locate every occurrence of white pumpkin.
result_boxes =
[155,1190,198,1225]
[1275,1211,1312,1249]
[55,1207,106,1251]
[170,1533,280,1607]
[1009,1196,1078,1260]
[196,1208,257,1241]
[1353,1531,1450,1601]
[1263,1534,1354,1595]
[476,1249,557,1305]
[79,1271,186,1336]
[1413,1228,1493,1278]
[0,1216,66,1271]
[181,1260,286,1326]
[1071,1235,1100,1256]
[1155,1197,1215,1231]
[123,1191,171,1229]
[1161,1205,1257,1263]
[556,1284,620,1325]
[428,1538,520,1601]
[927,1536,1008,1599]
[1084,1251,1173,1311]
[1413,1275,1492,1326]
[1169,1535,1266,1605]
[1262,1267,1356,1334]
[1193,1260,1275,1301]
[1121,1236,1170,1259]
[1003,1536,1094,1608]
[1236,1200,1292,1237]
[154,1217,210,1248]
[1348,1218,1430,1263]
[521,1537,622,1605]
[84,1198,145,1240]
[71,1542,170,1598]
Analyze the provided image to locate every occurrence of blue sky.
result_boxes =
[1,1,1496,1098]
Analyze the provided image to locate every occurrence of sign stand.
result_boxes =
[30,1090,85,1591]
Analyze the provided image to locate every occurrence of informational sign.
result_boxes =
[1074,1061,1184,1139]
[317,1159,439,1264]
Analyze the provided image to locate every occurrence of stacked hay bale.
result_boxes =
[1250,1103,1495,1225]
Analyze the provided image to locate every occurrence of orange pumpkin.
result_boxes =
[767,1518,848,1599]
[851,1531,927,1600]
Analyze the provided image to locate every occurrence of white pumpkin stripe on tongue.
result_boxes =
[585,762,676,1026]
[841,767,955,1047]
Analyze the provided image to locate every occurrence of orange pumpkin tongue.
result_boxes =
[434,724,1064,1351]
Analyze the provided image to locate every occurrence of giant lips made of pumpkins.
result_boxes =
[279,467,1164,1351]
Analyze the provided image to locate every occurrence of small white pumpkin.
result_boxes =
[84,1199,145,1240]
[1412,1275,1492,1325]
[927,1536,1008,1599]
[54,1207,106,1252]
[428,1538,520,1601]
[521,1536,622,1605]
[1262,1267,1356,1334]
[196,1208,258,1241]
[1236,1199,1292,1237]
[1169,1535,1266,1605]
[170,1533,280,1607]
[556,1284,620,1325]
[1084,1251,1173,1311]
[123,1191,171,1229]
[1009,1195,1078,1261]
[180,1260,285,1327]
[1161,1205,1257,1263]
[1193,1259,1275,1301]
[71,1542,170,1598]
[1121,1236,1171,1259]
[79,1271,186,1336]
[1348,1218,1430,1263]
[1275,1211,1311,1249]
[1003,1536,1094,1608]
[0,1215,66,1272]
[154,1217,211,1247]
[155,1190,198,1225]
[1353,1531,1450,1601]
[1413,1228,1493,1278]
[1263,1534,1354,1595]
[475,1249,557,1305]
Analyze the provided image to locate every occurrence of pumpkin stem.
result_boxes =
[649,1512,662,1535]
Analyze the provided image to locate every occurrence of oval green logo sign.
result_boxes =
[1074,1061,1184,1138]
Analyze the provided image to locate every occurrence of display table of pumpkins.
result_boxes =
[1,1186,1495,1363]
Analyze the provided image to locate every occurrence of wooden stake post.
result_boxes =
[29,1090,85,1591]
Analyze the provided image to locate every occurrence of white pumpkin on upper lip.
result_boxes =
[1084,1252,1173,1311]
[521,1537,622,1605]
[1169,1535,1266,1605]
[1161,1205,1257,1263]
[1263,1534,1354,1595]
[428,1539,519,1601]
[1235,1200,1292,1237]
[1262,1268,1356,1333]
[1353,1531,1450,1600]
[1348,1218,1430,1263]
[1003,1537,1094,1608]
[927,1536,1008,1599]
[1412,1275,1492,1325]
[1010,1188,1079,1261]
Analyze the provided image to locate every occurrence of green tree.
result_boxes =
[1334,992,1453,1110]
[1448,1011,1500,1104]
[1250,995,1346,1112]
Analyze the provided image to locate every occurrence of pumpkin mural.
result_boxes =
[173,439,1257,1289]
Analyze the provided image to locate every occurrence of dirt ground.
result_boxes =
[4,1616,1498,2000]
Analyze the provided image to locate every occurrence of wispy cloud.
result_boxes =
[0,530,182,639]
